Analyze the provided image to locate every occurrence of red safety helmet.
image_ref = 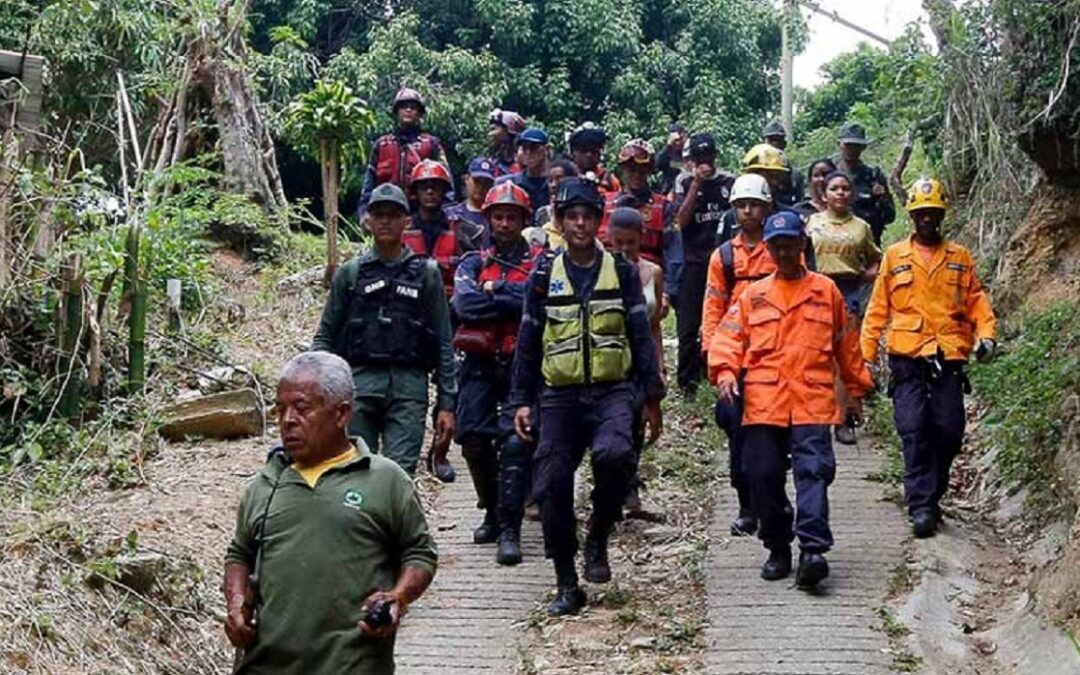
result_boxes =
[410,159,452,187]
[617,138,656,168]
[393,88,426,114]
[482,181,532,216]
[489,108,527,136]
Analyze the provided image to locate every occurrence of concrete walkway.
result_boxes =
[703,444,908,675]
[396,464,550,673]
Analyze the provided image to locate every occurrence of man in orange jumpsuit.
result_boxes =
[861,178,996,538]
[710,211,873,588]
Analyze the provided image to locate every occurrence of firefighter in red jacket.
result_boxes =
[452,182,541,565]
[599,139,672,268]
[403,159,484,482]
[357,88,448,218]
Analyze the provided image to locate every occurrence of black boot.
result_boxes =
[496,527,522,566]
[912,508,937,538]
[730,484,758,536]
[548,559,586,616]
[583,525,612,584]
[760,546,792,581]
[623,482,643,515]
[473,509,500,544]
[464,441,498,543]
[795,551,829,588]
[730,511,758,537]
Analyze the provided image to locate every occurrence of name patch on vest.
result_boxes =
[889,264,913,276]
[946,262,968,272]
[361,279,387,295]
[395,285,420,299]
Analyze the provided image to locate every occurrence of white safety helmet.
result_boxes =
[730,173,772,203]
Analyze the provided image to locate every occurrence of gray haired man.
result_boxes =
[224,351,437,674]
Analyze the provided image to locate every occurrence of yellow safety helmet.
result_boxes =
[741,143,790,173]
[906,178,949,212]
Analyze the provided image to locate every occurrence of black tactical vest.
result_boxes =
[342,256,439,370]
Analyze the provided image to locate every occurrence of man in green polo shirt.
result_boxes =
[224,351,437,674]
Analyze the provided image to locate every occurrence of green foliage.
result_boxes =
[969,302,1080,489]
[284,80,377,165]
[250,1,786,168]
[864,396,904,488]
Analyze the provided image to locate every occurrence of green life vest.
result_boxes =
[541,251,632,387]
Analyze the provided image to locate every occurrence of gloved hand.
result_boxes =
[975,338,996,363]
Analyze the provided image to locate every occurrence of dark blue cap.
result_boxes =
[467,157,496,180]
[763,211,805,241]
[519,127,550,145]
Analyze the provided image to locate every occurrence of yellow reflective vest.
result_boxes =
[541,251,632,387]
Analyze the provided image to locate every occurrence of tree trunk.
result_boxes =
[322,138,340,287]
[186,0,286,211]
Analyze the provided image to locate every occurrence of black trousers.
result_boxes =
[889,355,966,516]
[676,260,709,392]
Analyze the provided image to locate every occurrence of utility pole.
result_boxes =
[780,0,794,136]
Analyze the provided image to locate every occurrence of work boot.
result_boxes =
[496,527,522,566]
[730,511,758,537]
[760,546,792,581]
[912,508,937,538]
[426,450,456,483]
[548,584,587,616]
[623,483,643,515]
[548,559,587,616]
[473,510,500,545]
[834,424,857,446]
[583,530,612,584]
[795,551,829,588]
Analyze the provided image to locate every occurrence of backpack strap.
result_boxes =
[719,240,735,295]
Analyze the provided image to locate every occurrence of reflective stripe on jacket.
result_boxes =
[709,270,873,425]
[861,237,996,362]
[541,251,632,387]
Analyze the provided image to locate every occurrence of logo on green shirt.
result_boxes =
[343,489,364,510]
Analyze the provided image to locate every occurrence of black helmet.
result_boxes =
[688,132,717,162]
[553,176,604,215]
[568,122,608,150]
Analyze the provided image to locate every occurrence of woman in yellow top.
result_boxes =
[807,171,882,445]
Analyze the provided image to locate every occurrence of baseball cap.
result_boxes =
[763,211,805,241]
[519,127,550,145]
[688,133,717,162]
[368,183,410,213]
[467,157,496,180]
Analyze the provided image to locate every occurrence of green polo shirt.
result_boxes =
[226,442,438,674]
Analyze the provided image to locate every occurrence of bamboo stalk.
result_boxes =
[59,254,84,419]
[129,278,147,394]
